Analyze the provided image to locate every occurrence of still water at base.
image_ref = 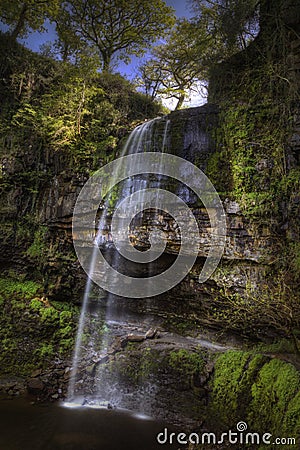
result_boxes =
[0,397,179,450]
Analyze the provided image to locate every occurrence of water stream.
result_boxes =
[67,117,171,411]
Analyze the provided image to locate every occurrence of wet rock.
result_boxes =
[27,378,44,394]
[127,333,145,342]
[224,199,241,214]
[109,337,127,354]
[0,377,26,396]
[205,361,214,374]
[145,328,157,339]
[30,369,42,378]
[97,355,109,365]
[85,365,96,376]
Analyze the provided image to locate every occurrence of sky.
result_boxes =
[1,0,206,108]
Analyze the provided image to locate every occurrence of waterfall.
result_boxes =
[66,117,170,409]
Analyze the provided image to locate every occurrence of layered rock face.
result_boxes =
[1,90,298,337]
[0,103,280,310]
[100,105,277,300]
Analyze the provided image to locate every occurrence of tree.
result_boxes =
[136,19,207,109]
[189,0,259,56]
[0,0,60,40]
[56,0,176,72]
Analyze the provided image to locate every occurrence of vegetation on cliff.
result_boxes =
[204,0,300,348]
[210,350,300,446]
[0,2,299,440]
[0,32,164,371]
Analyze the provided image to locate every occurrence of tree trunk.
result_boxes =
[11,3,28,41]
[102,52,112,72]
[175,94,185,110]
[62,43,70,62]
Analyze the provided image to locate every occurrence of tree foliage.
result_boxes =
[136,19,208,109]
[0,0,60,40]
[56,0,176,71]
[189,0,259,56]
[0,34,163,177]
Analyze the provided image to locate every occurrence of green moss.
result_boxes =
[210,350,300,443]
[138,346,157,380]
[34,343,54,359]
[168,348,206,391]
[254,338,296,354]
[169,348,205,376]
[0,276,78,375]
[248,359,300,435]
[25,227,47,259]
[0,278,41,299]
[30,298,43,311]
[283,391,300,436]
[40,306,60,323]
[206,149,231,194]
[211,351,266,425]
[114,346,161,384]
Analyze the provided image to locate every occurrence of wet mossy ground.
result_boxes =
[0,275,79,376]
[208,350,300,448]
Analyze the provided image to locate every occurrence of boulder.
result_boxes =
[27,378,44,394]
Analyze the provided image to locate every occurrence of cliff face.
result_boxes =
[0,34,161,301]
[1,0,299,340]
[0,99,291,338]
[1,96,298,335]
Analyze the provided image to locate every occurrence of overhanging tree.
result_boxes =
[57,0,176,71]
[136,19,209,109]
[188,0,259,57]
[0,0,60,40]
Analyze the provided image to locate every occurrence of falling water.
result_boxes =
[66,117,170,410]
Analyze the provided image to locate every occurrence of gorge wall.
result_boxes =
[1,98,295,340]
[0,3,299,441]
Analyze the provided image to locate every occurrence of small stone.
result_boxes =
[27,378,44,393]
[127,334,145,342]
[225,199,240,214]
[95,355,109,365]
[85,365,96,376]
[51,394,59,399]
[31,369,42,378]
[206,362,214,373]
[145,328,157,339]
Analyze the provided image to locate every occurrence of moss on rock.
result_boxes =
[209,350,300,442]
[0,275,79,376]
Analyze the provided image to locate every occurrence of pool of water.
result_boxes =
[0,397,179,450]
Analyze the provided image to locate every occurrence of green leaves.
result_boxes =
[0,0,60,39]
[137,19,205,109]
[57,0,176,70]
[189,0,259,57]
